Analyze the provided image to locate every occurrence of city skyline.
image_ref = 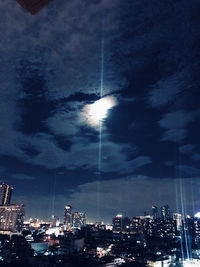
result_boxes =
[0,0,200,223]
[1,181,199,225]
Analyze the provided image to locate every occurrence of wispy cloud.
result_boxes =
[176,165,200,177]
[159,110,199,143]
[26,136,150,173]
[179,144,196,154]
[148,71,189,108]
[191,154,200,162]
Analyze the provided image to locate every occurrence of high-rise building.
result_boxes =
[130,217,143,234]
[0,204,25,232]
[161,205,171,220]
[73,212,86,229]
[112,215,130,233]
[51,216,59,228]
[64,205,73,227]
[173,213,182,231]
[0,183,13,205]
[152,205,158,219]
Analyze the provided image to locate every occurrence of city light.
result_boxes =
[116,214,123,218]
[194,212,200,218]
[183,259,199,267]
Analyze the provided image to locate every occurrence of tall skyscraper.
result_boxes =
[0,204,25,232]
[152,205,158,219]
[72,212,87,229]
[0,183,13,205]
[161,205,171,220]
[173,213,182,231]
[51,216,59,228]
[112,215,130,233]
[64,205,73,227]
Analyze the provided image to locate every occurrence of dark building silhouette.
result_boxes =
[51,215,59,228]
[161,205,171,220]
[16,0,53,14]
[152,205,158,219]
[0,183,13,205]
[112,215,130,233]
[64,205,73,227]
[73,212,87,229]
[130,217,144,234]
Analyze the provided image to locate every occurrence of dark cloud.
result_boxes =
[148,71,189,108]
[159,110,199,129]
[0,0,200,220]
[161,129,187,143]
[191,154,200,162]
[176,165,200,177]
[179,144,196,154]
[0,166,5,175]
[158,110,199,143]
[11,173,36,180]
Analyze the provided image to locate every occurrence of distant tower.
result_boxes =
[64,205,72,227]
[0,183,13,205]
[152,205,158,219]
[161,205,170,220]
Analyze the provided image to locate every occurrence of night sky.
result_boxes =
[0,0,200,223]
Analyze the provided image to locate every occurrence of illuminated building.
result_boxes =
[29,218,40,229]
[64,205,73,227]
[51,216,59,228]
[0,204,25,232]
[130,217,144,234]
[194,212,200,218]
[173,213,182,231]
[161,205,171,220]
[112,215,130,233]
[113,215,123,232]
[0,183,13,205]
[73,212,87,229]
[194,218,200,241]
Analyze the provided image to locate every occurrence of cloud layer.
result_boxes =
[0,0,199,220]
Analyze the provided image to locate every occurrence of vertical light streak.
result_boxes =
[96,11,105,220]
[178,152,191,261]
[174,154,184,260]
[51,172,57,217]
[98,13,104,174]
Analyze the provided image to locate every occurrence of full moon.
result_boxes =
[83,96,117,127]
